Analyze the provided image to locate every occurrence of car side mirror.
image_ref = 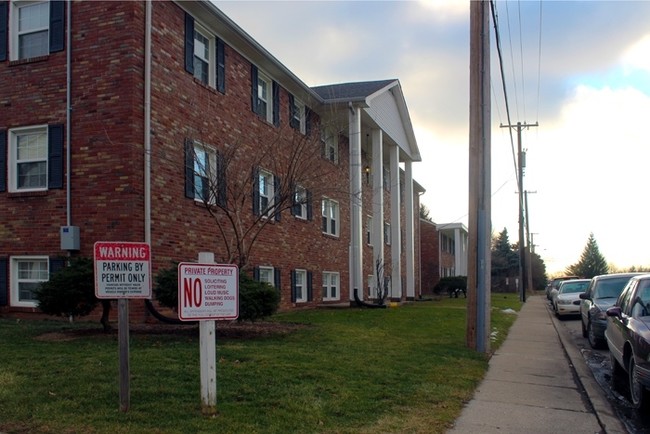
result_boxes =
[606,306,622,318]
[579,292,589,300]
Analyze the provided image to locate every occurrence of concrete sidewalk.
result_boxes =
[447,294,626,434]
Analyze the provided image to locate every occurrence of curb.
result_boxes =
[547,302,628,434]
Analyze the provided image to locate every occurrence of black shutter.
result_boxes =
[273,175,281,222]
[216,38,225,94]
[216,151,226,207]
[0,130,6,192]
[252,166,260,215]
[49,1,64,53]
[290,270,296,303]
[184,13,194,74]
[49,257,66,276]
[272,81,280,127]
[184,139,195,199]
[288,94,298,129]
[305,107,313,136]
[306,190,313,221]
[274,268,281,292]
[307,271,313,301]
[0,1,8,62]
[253,266,260,282]
[0,258,7,306]
[250,65,258,114]
[48,124,64,189]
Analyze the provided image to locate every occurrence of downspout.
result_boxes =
[65,0,71,227]
[144,0,151,244]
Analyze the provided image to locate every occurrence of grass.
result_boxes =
[0,293,521,434]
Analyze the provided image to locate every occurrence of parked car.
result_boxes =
[546,276,579,301]
[605,274,650,410]
[579,273,645,349]
[552,279,590,318]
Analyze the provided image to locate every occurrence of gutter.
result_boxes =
[144,0,152,244]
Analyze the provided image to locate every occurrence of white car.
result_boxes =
[553,279,591,318]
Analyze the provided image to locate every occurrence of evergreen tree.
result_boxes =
[566,233,608,278]
[491,228,519,277]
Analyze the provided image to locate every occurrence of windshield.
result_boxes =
[560,282,589,294]
[593,278,631,299]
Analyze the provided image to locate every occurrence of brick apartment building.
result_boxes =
[420,220,468,295]
[0,0,425,319]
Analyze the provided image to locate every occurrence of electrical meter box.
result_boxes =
[60,226,80,250]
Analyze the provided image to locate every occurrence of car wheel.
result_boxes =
[628,356,649,410]
[581,318,587,338]
[587,321,604,349]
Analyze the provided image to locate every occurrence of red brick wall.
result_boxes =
[420,219,439,295]
[0,1,422,319]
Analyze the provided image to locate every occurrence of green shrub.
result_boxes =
[154,264,279,322]
[34,257,97,318]
[433,276,467,297]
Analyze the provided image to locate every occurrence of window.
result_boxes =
[322,271,340,301]
[289,95,306,134]
[321,127,338,163]
[193,25,211,85]
[251,66,279,125]
[383,166,391,191]
[291,269,312,303]
[6,1,63,61]
[183,13,225,93]
[292,185,310,220]
[322,198,339,236]
[8,124,64,192]
[10,256,48,307]
[366,216,373,245]
[258,169,274,218]
[258,266,274,286]
[184,140,225,206]
[384,222,391,245]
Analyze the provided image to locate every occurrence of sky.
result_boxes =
[214,0,650,275]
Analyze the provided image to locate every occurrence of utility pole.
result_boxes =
[467,0,491,353]
[500,121,537,302]
[525,190,537,295]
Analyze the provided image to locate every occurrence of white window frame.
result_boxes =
[10,256,49,308]
[191,142,218,204]
[258,169,275,218]
[294,269,307,303]
[193,23,215,87]
[321,127,338,163]
[322,271,340,301]
[256,71,273,123]
[293,184,307,220]
[321,197,339,237]
[258,266,275,287]
[8,125,48,192]
[292,98,306,134]
[10,0,50,61]
[384,222,391,246]
[383,166,391,191]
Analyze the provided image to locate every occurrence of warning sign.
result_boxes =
[94,241,152,299]
[178,263,239,321]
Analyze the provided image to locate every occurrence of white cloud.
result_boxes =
[622,34,650,74]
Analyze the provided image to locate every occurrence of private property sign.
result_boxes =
[178,263,239,321]
[94,242,152,299]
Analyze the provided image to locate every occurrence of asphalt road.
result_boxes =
[548,302,650,434]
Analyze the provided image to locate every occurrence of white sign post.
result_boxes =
[178,253,239,416]
[93,241,151,413]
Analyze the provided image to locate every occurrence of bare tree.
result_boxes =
[373,257,391,306]
[186,120,345,271]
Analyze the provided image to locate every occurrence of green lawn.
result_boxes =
[0,294,520,434]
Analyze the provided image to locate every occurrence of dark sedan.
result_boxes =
[579,273,645,349]
[605,274,650,410]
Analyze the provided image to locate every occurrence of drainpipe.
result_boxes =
[65,0,71,227]
[144,0,152,244]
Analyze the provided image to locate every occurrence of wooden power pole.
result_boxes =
[467,0,491,353]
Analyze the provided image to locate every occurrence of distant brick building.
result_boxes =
[420,220,468,295]
[0,0,424,320]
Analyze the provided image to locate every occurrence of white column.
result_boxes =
[405,161,415,300]
[389,145,401,299]
[371,129,384,298]
[348,105,363,301]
